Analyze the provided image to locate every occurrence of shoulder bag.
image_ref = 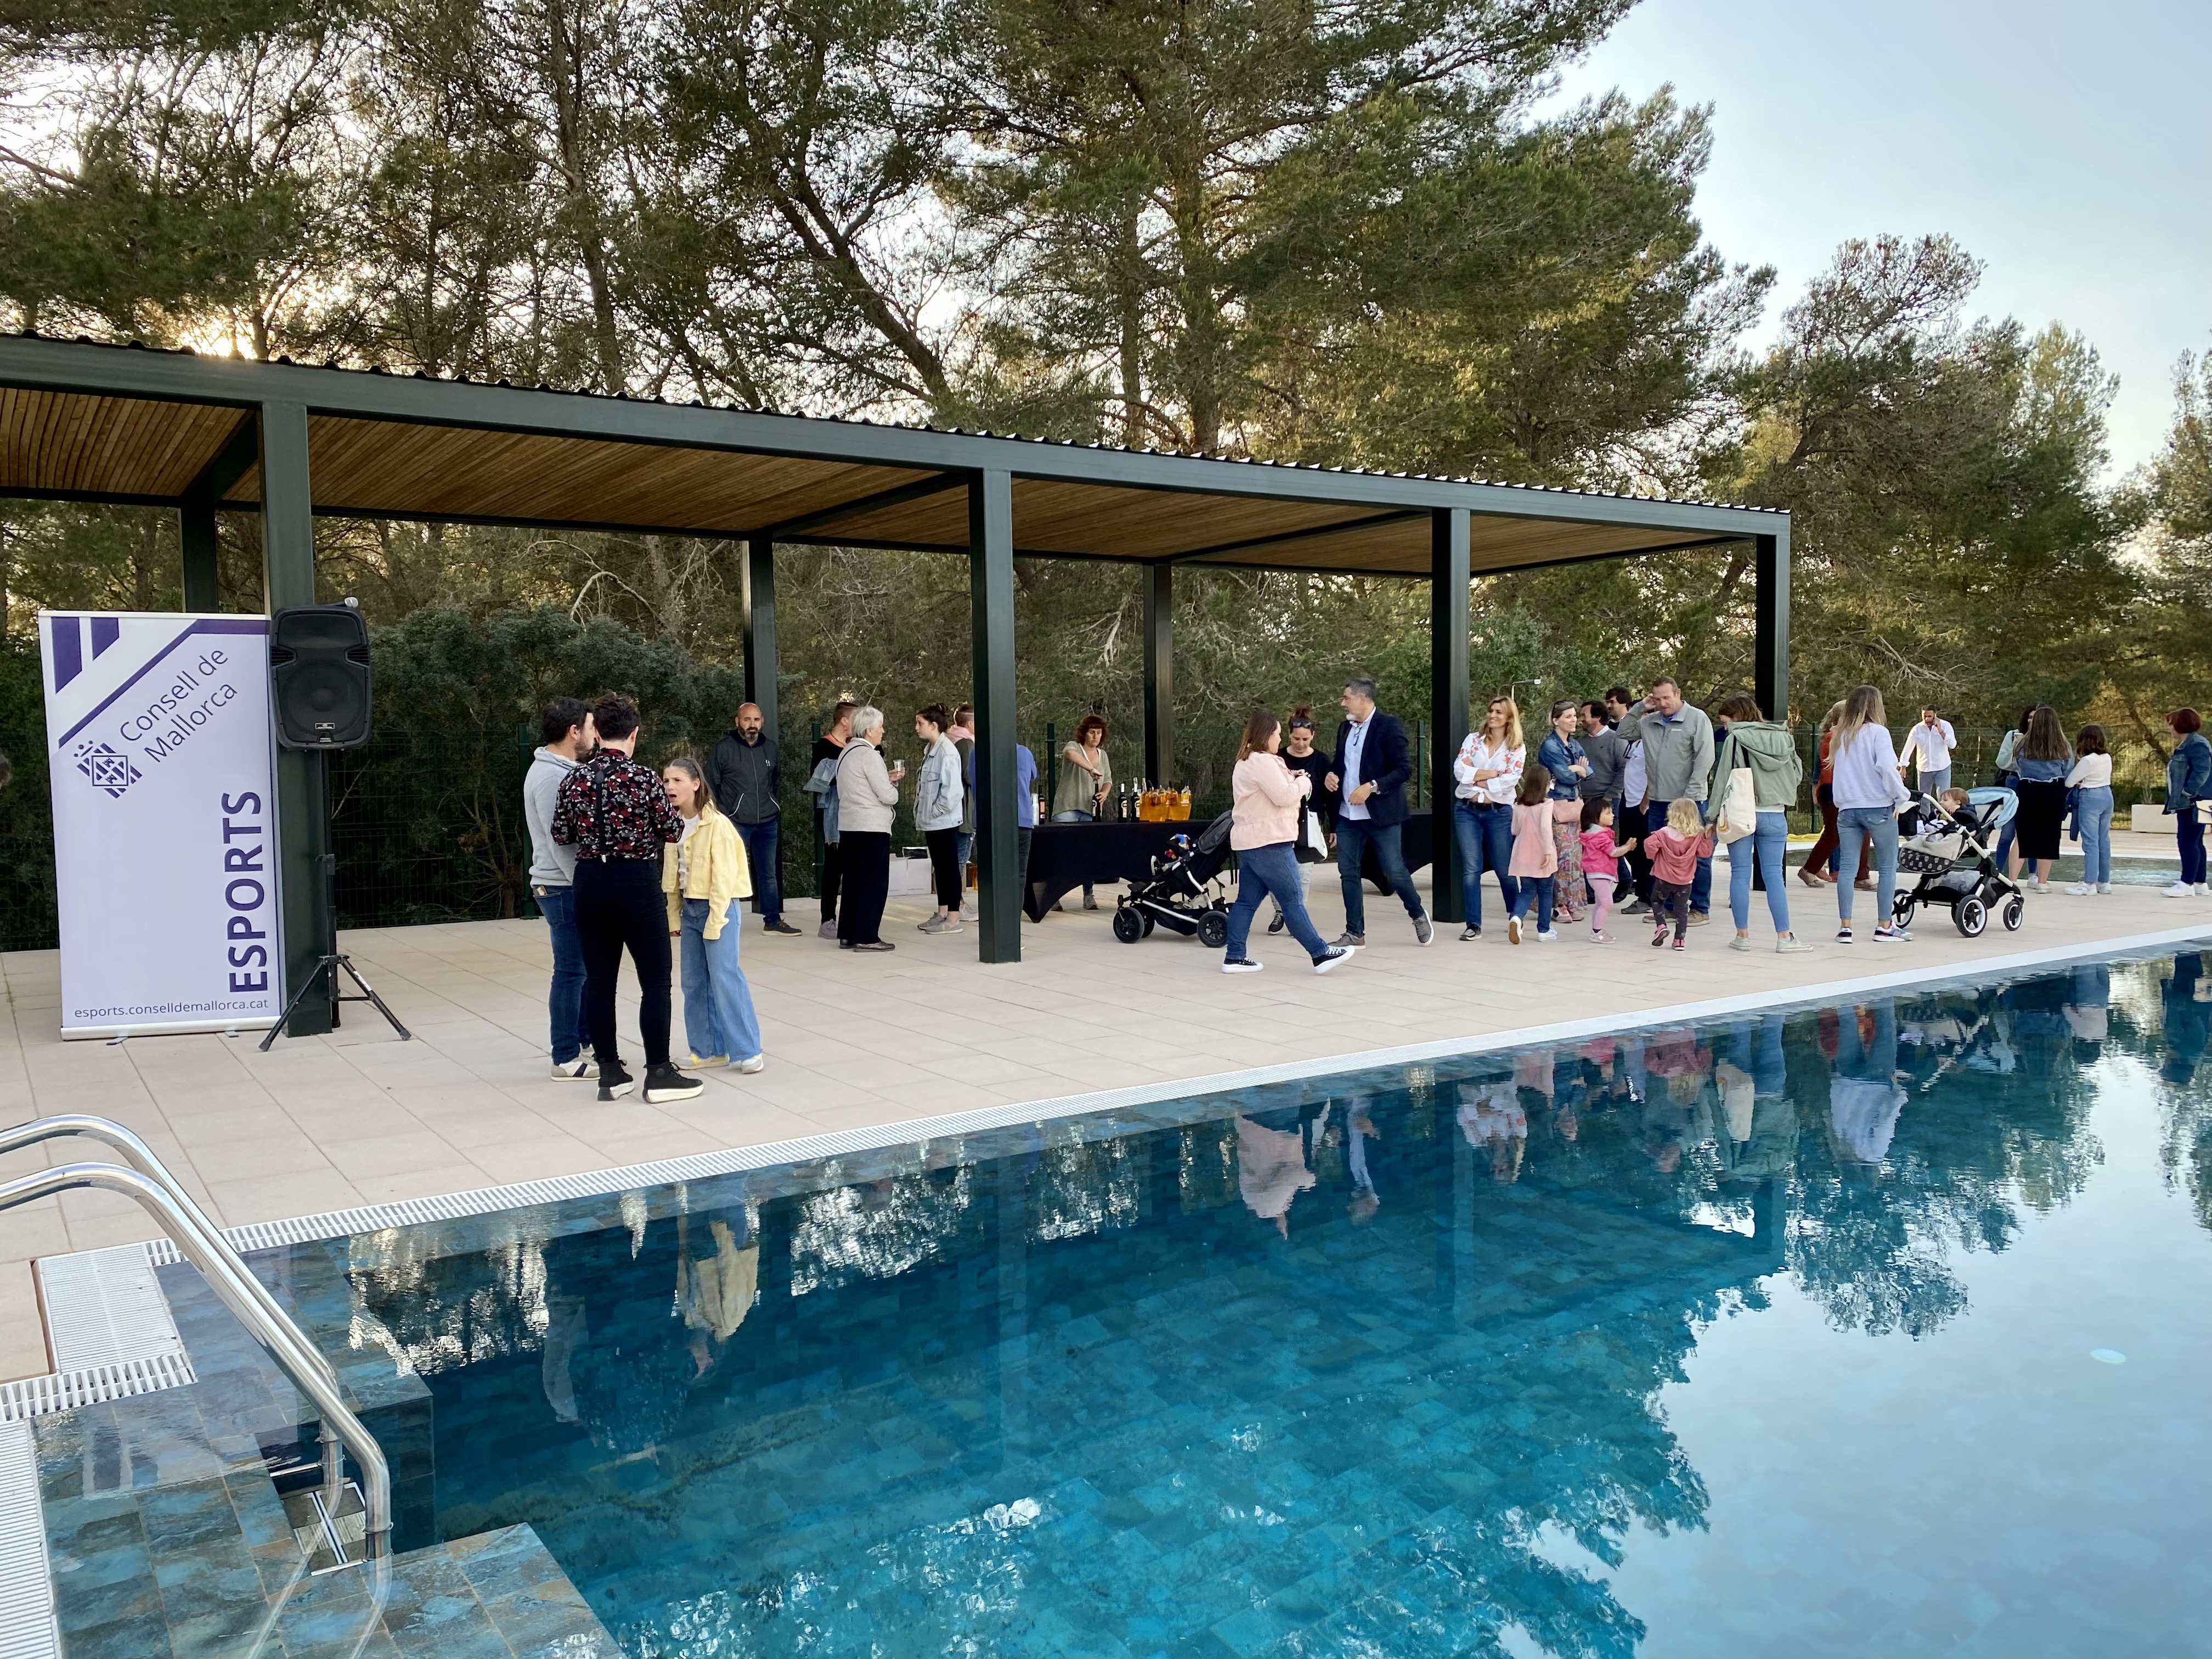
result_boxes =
[1709,735,1758,844]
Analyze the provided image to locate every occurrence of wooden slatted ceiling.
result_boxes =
[834,476,1402,557]
[0,388,1751,574]
[0,388,243,498]
[222,416,933,533]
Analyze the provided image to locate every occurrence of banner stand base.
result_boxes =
[61,1018,283,1043]
[259,952,413,1052]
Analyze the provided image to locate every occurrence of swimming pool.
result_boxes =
[259,952,2212,1654]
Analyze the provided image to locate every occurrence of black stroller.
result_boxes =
[1113,810,1235,947]
[1893,787,2026,938]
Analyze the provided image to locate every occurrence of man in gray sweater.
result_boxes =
[1638,676,1717,923]
[524,698,596,1077]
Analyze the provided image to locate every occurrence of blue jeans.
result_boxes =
[2180,805,2207,887]
[2074,786,2113,885]
[1646,801,1712,912]
[679,897,763,1063]
[1835,806,1900,926]
[538,884,587,1064]
[733,819,782,922]
[1335,817,1424,936]
[1452,801,1519,927]
[1727,811,1792,935]
[1994,776,2018,867]
[1729,1013,1786,1097]
[1226,842,1330,960]
[1916,766,1951,802]
[1509,874,1554,930]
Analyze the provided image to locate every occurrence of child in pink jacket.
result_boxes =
[1579,798,1638,942]
[1505,765,1559,944]
[1645,799,1716,950]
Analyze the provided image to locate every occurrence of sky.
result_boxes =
[1545,0,2212,477]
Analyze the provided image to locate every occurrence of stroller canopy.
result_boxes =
[1964,786,2018,830]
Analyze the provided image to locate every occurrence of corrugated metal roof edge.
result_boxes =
[4,328,1782,517]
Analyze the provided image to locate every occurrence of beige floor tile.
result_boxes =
[0,1196,72,1263]
[204,1169,368,1228]
[321,1130,472,1182]
[0,1263,51,1382]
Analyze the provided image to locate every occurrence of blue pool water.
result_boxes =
[321,950,2212,1657]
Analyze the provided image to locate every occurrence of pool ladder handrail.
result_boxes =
[0,1114,388,1560]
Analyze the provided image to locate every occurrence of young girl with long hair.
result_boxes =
[2064,724,2114,896]
[1505,764,1559,945]
[662,757,765,1071]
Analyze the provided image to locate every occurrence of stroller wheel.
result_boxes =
[1197,911,1229,951]
[1892,891,1916,927]
[1141,914,1156,938]
[2001,895,2025,932]
[1954,896,1988,938]
[1111,905,1144,944]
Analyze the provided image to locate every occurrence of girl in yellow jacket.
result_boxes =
[661,758,764,1073]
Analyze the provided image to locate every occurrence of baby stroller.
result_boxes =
[1893,787,2025,939]
[1113,810,1235,947]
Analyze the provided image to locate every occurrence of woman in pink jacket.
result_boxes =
[1221,711,1358,975]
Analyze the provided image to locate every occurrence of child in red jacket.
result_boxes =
[1646,799,1716,950]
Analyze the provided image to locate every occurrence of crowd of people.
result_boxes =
[521,676,2212,1084]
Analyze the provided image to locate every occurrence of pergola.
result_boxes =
[0,332,1788,1030]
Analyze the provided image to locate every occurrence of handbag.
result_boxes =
[1297,804,1329,863]
[1550,797,1583,824]
[1710,734,1759,845]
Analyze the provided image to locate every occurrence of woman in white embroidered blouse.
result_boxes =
[1449,696,1525,941]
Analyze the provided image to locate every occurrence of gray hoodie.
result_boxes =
[525,746,582,885]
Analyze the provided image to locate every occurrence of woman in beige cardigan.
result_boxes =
[662,758,764,1072]
[1221,711,1356,976]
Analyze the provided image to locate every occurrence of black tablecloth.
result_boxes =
[1024,821,1188,919]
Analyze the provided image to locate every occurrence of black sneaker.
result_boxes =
[1458,924,1480,941]
[644,1064,704,1103]
[1221,957,1263,975]
[597,1062,635,1102]
[1311,946,1354,975]
[1267,912,1288,934]
[763,918,803,936]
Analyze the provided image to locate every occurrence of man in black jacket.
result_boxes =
[1323,676,1434,948]
[706,703,802,935]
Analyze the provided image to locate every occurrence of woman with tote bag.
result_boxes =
[1711,694,1812,953]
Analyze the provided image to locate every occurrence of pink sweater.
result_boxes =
[1647,825,1714,885]
[1231,752,1308,849]
[1508,802,1558,877]
[1581,825,1622,870]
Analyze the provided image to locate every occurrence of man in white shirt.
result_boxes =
[1900,707,1956,799]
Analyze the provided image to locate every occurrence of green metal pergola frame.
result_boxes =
[0,335,1787,1035]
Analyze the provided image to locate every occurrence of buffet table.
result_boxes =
[1023,821,1188,920]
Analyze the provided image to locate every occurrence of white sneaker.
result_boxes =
[551,1058,596,1080]
[1508,916,1523,945]
[2199,884,2211,897]
[1534,929,1558,943]
[735,1054,766,1074]
[2063,883,2090,896]
[2096,883,2113,894]
[2163,881,2195,898]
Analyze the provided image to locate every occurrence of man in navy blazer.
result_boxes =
[1324,677,1435,947]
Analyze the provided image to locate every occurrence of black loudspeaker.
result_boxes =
[270,604,373,749]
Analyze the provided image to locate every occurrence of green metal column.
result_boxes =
[179,499,221,612]
[743,534,778,741]
[1754,526,1790,723]
[1142,563,1173,785]
[1429,508,1470,924]
[261,399,333,1037]
[969,470,1020,964]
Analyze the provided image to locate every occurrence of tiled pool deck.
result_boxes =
[3,870,2210,1385]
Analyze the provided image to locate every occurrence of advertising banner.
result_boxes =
[40,612,283,1038]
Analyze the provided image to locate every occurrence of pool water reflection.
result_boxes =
[329,950,2212,1658]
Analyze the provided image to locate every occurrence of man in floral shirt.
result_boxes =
[552,693,702,1104]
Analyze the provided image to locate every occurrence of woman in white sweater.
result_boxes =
[1828,685,1912,944]
[2064,724,2115,895]
[1221,711,1356,976]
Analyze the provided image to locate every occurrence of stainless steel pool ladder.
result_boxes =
[0,1113,390,1561]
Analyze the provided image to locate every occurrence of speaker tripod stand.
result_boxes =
[259,853,412,1051]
